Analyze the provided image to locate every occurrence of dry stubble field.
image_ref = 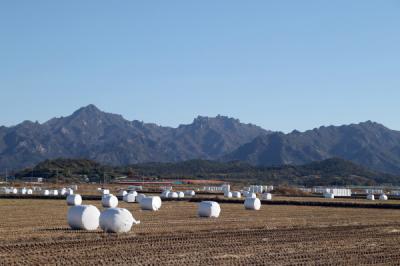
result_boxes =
[1,199,400,265]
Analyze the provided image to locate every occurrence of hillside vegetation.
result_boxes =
[14,158,399,186]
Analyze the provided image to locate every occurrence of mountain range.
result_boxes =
[1,104,400,175]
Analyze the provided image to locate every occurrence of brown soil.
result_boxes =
[1,199,400,265]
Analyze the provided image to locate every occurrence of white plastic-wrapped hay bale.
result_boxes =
[161,190,170,198]
[12,188,18,194]
[123,192,136,203]
[140,196,162,211]
[232,191,241,198]
[324,193,334,199]
[99,208,139,233]
[52,190,59,196]
[198,201,221,218]
[66,188,74,195]
[244,198,261,210]
[129,191,138,197]
[102,189,110,195]
[27,189,33,195]
[67,205,100,230]
[59,188,67,196]
[170,192,178,198]
[367,194,375,200]
[102,194,118,208]
[261,193,272,201]
[67,194,82,206]
[246,192,256,199]
[20,188,27,195]
[119,190,128,197]
[379,194,388,201]
[43,189,50,196]
[177,191,185,198]
[184,190,195,197]
[136,193,146,203]
[224,191,233,198]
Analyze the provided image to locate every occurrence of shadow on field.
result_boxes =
[36,227,101,233]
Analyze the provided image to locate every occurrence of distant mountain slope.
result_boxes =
[0,105,268,170]
[224,121,400,174]
[3,104,400,175]
[14,158,400,186]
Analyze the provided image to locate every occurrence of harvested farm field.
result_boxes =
[1,199,400,265]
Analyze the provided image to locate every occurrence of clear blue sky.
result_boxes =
[1,1,399,132]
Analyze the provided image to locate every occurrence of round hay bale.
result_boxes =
[367,194,375,200]
[43,190,50,196]
[12,188,18,194]
[26,189,33,195]
[67,205,100,230]
[170,192,178,198]
[101,189,110,195]
[128,191,138,196]
[123,193,136,203]
[198,201,221,218]
[99,208,139,233]
[232,191,241,198]
[246,192,256,199]
[52,190,59,196]
[119,190,128,197]
[66,188,74,195]
[140,196,162,211]
[379,194,388,201]
[161,190,170,198]
[261,193,272,201]
[224,191,233,198]
[136,194,146,203]
[323,193,335,199]
[67,194,82,206]
[177,191,185,198]
[59,188,67,196]
[184,190,195,197]
[102,194,118,208]
[244,198,261,210]
[20,188,27,195]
